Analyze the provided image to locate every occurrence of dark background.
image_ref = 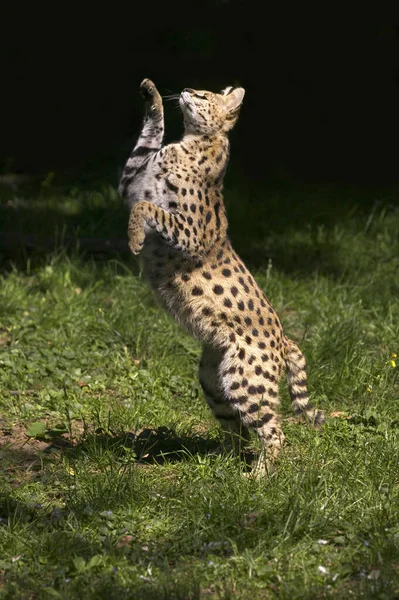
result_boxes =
[2,4,398,184]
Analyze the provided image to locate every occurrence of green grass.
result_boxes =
[0,176,398,599]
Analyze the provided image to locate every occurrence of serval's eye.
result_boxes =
[195,92,207,99]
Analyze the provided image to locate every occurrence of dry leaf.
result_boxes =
[329,411,350,419]
[116,535,134,548]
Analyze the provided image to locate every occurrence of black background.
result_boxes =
[2,3,398,183]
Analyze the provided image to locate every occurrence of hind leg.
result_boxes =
[220,345,286,476]
[199,344,250,455]
[250,414,285,476]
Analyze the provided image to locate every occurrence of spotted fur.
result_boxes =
[119,79,324,475]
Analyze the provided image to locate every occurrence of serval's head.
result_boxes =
[179,85,245,135]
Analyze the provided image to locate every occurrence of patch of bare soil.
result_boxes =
[0,419,85,487]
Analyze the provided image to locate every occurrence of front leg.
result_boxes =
[119,79,164,199]
[128,201,201,257]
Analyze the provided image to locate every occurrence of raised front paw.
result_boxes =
[140,78,163,116]
[140,78,157,99]
[128,217,146,255]
[128,229,145,255]
[129,236,145,255]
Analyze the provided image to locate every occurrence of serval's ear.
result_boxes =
[220,86,234,96]
[225,88,245,112]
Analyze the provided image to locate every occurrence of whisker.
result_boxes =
[163,94,180,101]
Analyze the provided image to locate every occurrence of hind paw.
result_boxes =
[313,410,325,427]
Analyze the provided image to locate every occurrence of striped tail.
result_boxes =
[285,338,325,426]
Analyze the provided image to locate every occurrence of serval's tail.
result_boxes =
[285,338,325,426]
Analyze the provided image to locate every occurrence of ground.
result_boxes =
[0,174,398,599]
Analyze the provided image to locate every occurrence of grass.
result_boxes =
[0,174,398,599]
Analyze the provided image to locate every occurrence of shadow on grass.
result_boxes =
[0,425,222,479]
[68,426,221,465]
